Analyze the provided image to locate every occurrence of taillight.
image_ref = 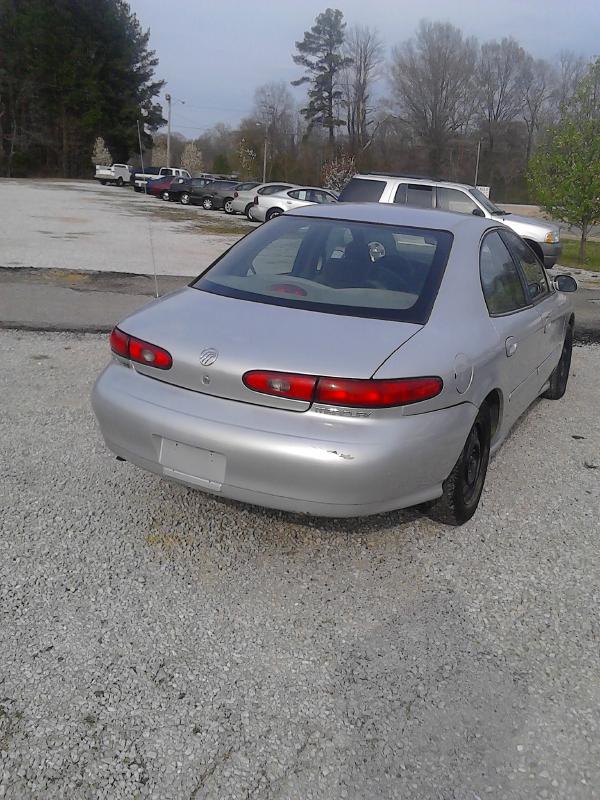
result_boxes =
[234,191,238,198]
[315,377,442,408]
[253,195,259,204]
[109,327,129,358]
[242,371,442,407]
[109,327,172,370]
[243,371,317,401]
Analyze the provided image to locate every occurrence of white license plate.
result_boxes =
[159,439,226,489]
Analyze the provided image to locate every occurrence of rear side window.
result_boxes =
[237,182,259,191]
[394,184,435,209]
[501,230,550,302]
[193,216,453,324]
[338,178,386,202]
[480,232,528,315]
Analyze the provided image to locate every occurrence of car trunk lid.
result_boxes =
[118,288,421,411]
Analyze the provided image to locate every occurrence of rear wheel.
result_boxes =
[180,192,191,205]
[202,197,213,210]
[116,177,124,187]
[223,198,234,214]
[161,190,170,201]
[543,325,573,400]
[266,208,283,221]
[427,404,491,526]
[100,180,107,186]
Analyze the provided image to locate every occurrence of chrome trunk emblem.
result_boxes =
[199,348,218,366]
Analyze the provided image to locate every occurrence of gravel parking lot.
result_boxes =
[0,179,253,277]
[1,330,599,799]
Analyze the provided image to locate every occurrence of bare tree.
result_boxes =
[341,25,384,154]
[477,37,528,154]
[520,57,556,162]
[390,21,478,175]
[555,50,588,112]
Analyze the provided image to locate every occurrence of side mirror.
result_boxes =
[555,274,578,293]
[472,208,485,217]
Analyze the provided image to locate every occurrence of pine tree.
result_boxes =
[292,8,352,145]
[93,137,112,166]
[0,0,165,176]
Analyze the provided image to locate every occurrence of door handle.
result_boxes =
[505,337,518,357]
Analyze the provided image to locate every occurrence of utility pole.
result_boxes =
[165,93,172,167]
[262,128,268,183]
[474,138,481,187]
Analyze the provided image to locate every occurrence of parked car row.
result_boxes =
[93,163,561,260]
[136,173,340,222]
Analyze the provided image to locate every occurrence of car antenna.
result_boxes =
[137,118,159,299]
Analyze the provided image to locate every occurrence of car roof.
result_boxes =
[288,202,496,234]
[352,173,479,193]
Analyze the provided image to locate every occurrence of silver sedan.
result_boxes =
[249,186,338,222]
[92,204,576,524]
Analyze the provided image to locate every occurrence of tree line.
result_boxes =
[180,10,592,202]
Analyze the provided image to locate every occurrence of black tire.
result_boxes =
[134,186,142,193]
[542,325,573,400]
[266,208,282,221]
[116,177,124,187]
[100,180,107,186]
[223,198,234,214]
[161,190,170,201]
[244,203,254,220]
[202,197,213,210]
[180,192,191,205]
[428,404,491,526]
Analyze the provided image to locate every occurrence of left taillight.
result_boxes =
[109,326,172,370]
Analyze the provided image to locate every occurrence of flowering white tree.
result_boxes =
[237,138,257,179]
[322,153,355,193]
[151,141,168,167]
[181,141,204,174]
[92,137,111,166]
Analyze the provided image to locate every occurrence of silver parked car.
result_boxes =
[339,174,562,268]
[249,186,338,223]
[92,204,576,524]
[231,182,297,219]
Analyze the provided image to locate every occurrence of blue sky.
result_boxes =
[127,0,600,137]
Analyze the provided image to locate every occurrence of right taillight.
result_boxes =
[109,327,172,370]
[315,376,443,407]
[242,371,442,407]
[253,195,259,204]
[234,191,239,197]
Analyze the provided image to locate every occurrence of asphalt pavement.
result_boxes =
[2,265,599,343]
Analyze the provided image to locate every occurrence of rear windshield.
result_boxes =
[192,215,453,323]
[338,178,386,202]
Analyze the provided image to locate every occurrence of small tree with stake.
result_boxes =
[528,58,600,263]
[93,137,112,166]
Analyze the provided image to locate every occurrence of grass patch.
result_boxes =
[560,239,600,272]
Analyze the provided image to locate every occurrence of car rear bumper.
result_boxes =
[92,362,477,517]
[541,241,562,268]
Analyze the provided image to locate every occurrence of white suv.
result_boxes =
[339,173,561,268]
